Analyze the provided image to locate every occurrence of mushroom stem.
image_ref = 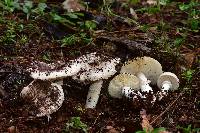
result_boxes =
[137,72,152,93]
[85,80,103,109]
[161,81,172,91]
[156,81,172,101]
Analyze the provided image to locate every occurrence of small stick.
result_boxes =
[150,92,183,125]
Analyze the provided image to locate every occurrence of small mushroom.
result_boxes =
[157,72,179,97]
[120,56,163,93]
[73,57,120,108]
[20,80,64,120]
[108,73,140,99]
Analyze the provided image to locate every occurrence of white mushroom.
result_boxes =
[27,52,120,109]
[108,73,140,99]
[20,80,64,120]
[157,72,179,99]
[120,56,163,93]
[28,52,100,80]
[73,57,121,109]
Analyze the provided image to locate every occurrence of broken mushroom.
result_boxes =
[108,73,140,99]
[20,80,64,119]
[120,56,163,93]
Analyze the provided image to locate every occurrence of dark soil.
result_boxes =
[0,0,199,132]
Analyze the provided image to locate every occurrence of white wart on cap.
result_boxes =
[20,80,64,118]
[108,73,140,99]
[157,72,179,91]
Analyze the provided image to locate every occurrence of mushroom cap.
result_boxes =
[157,72,179,90]
[72,57,120,82]
[20,80,64,117]
[28,52,100,80]
[108,73,140,99]
[120,56,163,85]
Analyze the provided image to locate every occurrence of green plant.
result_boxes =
[136,127,166,133]
[178,1,200,32]
[177,124,200,133]
[32,2,47,16]
[61,33,92,47]
[63,117,88,133]
[182,69,195,83]
[173,37,185,47]
[22,0,33,20]
[129,0,140,5]
[136,6,160,14]
[0,0,20,12]
[0,21,17,45]
[83,20,97,30]
[18,34,28,45]
[61,34,77,46]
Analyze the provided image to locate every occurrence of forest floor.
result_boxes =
[0,0,199,132]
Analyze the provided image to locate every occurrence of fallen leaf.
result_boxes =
[106,126,120,133]
[140,109,153,132]
[146,0,157,5]
[62,0,85,12]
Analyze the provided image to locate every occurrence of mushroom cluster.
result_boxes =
[108,56,179,103]
[21,52,120,118]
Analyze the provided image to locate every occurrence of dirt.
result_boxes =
[0,0,200,133]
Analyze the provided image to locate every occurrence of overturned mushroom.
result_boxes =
[28,52,100,80]
[120,56,163,93]
[157,72,179,100]
[73,56,120,109]
[20,80,64,120]
[27,52,120,109]
[108,73,140,99]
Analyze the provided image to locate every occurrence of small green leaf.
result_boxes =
[179,4,190,11]
[84,20,97,30]
[152,127,166,133]
[38,3,47,11]
[66,13,79,19]
[174,37,184,47]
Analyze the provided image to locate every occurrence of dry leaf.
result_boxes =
[62,0,84,12]
[106,126,120,133]
[146,0,157,5]
[140,109,153,132]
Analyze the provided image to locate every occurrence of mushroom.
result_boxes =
[20,80,64,120]
[73,57,120,108]
[28,52,100,80]
[108,73,140,99]
[120,56,163,93]
[157,72,179,99]
[26,52,120,109]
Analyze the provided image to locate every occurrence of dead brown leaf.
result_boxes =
[140,109,153,132]
[62,0,84,12]
[106,126,120,133]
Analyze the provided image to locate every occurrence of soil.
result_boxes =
[0,0,200,133]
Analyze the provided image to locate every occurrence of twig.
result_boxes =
[150,92,183,125]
